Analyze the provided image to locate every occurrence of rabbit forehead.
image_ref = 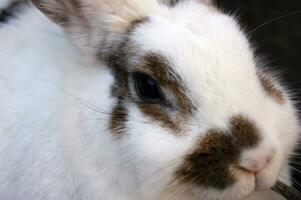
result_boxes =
[132,16,259,106]
[132,13,256,86]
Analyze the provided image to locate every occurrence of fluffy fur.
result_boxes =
[0,0,299,200]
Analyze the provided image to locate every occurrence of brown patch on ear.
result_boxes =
[32,0,88,27]
[33,0,67,25]
[257,73,285,104]
[176,115,260,189]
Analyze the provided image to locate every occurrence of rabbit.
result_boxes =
[0,0,299,200]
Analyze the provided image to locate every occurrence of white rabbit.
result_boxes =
[0,0,299,200]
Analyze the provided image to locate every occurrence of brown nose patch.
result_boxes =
[176,116,260,189]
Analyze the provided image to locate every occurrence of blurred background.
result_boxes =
[214,0,301,190]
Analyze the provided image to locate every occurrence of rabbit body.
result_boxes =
[0,4,133,200]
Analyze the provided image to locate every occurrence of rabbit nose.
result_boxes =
[239,147,275,173]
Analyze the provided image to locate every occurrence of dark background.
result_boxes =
[214,0,301,190]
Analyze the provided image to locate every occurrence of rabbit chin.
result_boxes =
[157,180,261,200]
[157,164,290,200]
[157,181,255,200]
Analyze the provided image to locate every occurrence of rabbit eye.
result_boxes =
[133,73,164,103]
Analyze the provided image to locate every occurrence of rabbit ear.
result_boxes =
[32,0,156,53]
[32,0,84,27]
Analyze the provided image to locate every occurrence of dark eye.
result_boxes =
[133,73,164,103]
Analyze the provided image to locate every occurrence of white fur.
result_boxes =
[0,5,135,200]
[0,1,299,200]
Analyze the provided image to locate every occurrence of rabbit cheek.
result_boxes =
[176,116,261,190]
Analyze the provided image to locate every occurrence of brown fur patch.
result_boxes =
[128,53,194,134]
[137,102,181,132]
[105,17,149,137]
[110,102,128,138]
[257,73,285,104]
[32,0,87,27]
[176,116,260,189]
[106,17,149,98]
[129,17,149,31]
[140,53,193,114]
[231,116,260,149]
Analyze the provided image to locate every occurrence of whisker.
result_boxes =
[290,176,301,191]
[290,166,301,174]
[290,161,301,166]
[248,10,301,35]
[165,181,186,200]
[50,83,115,115]
[139,158,183,187]
[272,181,301,199]
[51,83,158,125]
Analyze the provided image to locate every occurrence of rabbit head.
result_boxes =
[32,0,300,199]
